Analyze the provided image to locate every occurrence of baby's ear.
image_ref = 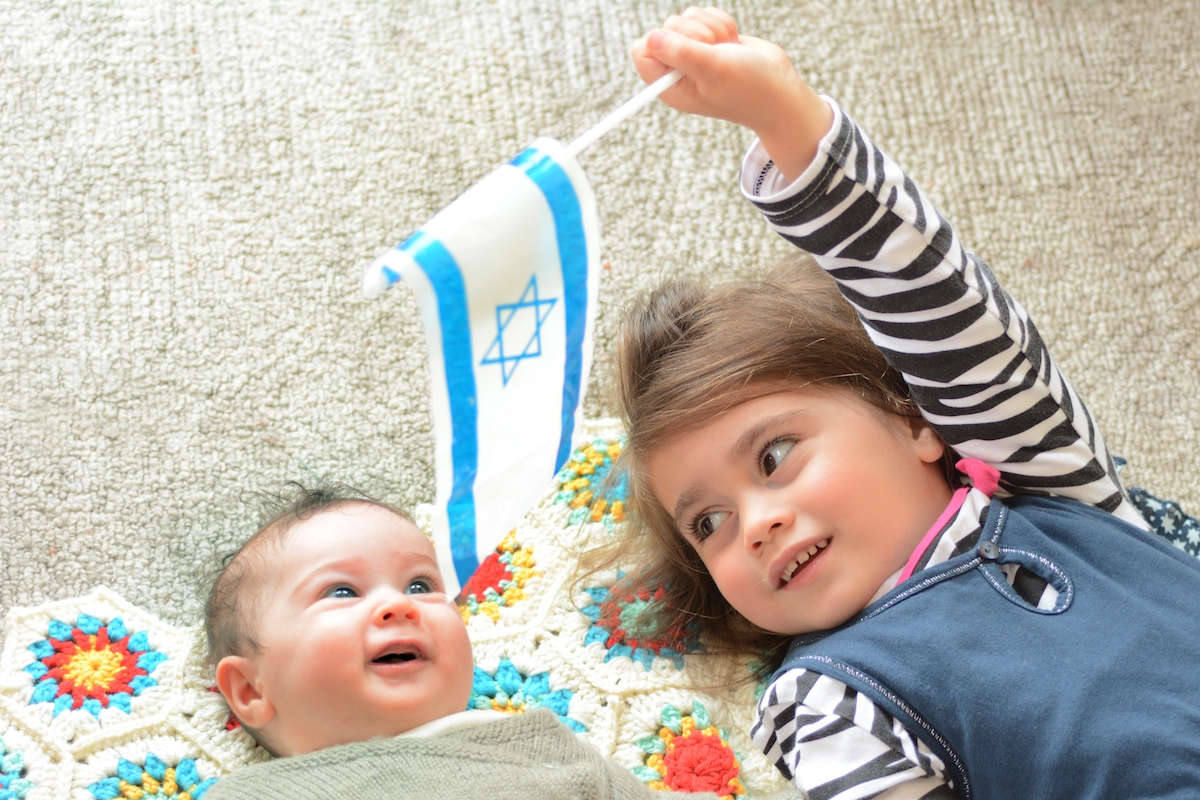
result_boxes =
[215,655,276,729]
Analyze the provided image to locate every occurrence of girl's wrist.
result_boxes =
[753,83,833,184]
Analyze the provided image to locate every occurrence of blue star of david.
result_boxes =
[480,275,558,385]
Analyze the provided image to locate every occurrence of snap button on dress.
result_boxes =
[977,541,1000,561]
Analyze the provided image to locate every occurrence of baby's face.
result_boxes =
[248,503,473,755]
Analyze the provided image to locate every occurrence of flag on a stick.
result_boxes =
[362,71,681,595]
[363,138,601,595]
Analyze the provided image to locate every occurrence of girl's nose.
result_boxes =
[374,591,421,625]
[743,496,794,554]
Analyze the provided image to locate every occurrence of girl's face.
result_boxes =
[645,388,953,635]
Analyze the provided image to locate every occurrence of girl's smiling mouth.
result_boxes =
[779,538,830,586]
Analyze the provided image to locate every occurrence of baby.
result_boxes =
[205,482,475,757]
[203,481,791,799]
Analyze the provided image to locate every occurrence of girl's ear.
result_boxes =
[905,415,946,464]
[215,655,276,729]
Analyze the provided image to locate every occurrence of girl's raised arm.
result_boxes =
[740,98,1144,528]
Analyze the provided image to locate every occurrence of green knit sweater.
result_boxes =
[205,708,796,800]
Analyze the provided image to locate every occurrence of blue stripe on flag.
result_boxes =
[400,231,480,586]
[511,148,589,472]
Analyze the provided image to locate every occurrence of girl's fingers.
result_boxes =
[640,27,726,109]
[705,7,739,40]
[631,31,676,83]
[680,6,739,43]
[643,28,711,77]
[661,13,720,45]
[633,7,745,112]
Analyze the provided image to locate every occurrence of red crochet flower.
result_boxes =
[632,702,746,799]
[663,730,740,793]
[43,625,145,710]
[460,551,510,601]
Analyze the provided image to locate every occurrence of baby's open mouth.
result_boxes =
[372,645,421,664]
[781,538,830,585]
[374,653,417,664]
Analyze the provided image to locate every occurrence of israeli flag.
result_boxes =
[363,138,601,596]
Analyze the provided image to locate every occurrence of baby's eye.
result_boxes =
[690,510,731,542]
[761,439,795,476]
[324,585,358,599]
[406,578,435,595]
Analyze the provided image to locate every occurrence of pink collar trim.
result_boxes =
[895,458,1000,584]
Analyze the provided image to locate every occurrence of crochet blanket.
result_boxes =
[0,420,797,798]
[3,420,1195,799]
[2,0,1199,797]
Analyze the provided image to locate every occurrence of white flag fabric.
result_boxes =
[363,138,601,596]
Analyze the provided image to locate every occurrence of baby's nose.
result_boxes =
[375,592,420,624]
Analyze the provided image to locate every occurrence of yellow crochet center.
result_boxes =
[64,640,124,691]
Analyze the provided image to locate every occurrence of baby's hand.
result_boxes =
[632,6,832,182]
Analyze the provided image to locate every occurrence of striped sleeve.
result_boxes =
[754,669,956,800]
[740,99,1147,531]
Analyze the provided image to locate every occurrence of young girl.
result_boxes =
[612,8,1200,799]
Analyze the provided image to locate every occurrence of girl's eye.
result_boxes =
[761,439,795,476]
[689,510,730,542]
[325,585,358,599]
[406,578,435,595]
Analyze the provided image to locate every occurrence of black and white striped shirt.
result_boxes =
[740,99,1149,800]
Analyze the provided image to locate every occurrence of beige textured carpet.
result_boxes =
[2,0,1198,626]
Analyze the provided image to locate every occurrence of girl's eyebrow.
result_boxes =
[673,488,704,529]
[672,409,809,527]
[729,409,806,460]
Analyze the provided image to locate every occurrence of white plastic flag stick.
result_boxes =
[564,70,682,159]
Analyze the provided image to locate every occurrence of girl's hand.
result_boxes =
[632,6,833,182]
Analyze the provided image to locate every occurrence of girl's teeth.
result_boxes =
[782,552,809,582]
[782,540,830,584]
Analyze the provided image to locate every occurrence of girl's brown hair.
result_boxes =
[589,253,956,678]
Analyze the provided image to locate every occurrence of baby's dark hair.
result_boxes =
[588,253,957,678]
[203,479,412,667]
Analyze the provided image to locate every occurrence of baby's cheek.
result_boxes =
[449,631,476,708]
